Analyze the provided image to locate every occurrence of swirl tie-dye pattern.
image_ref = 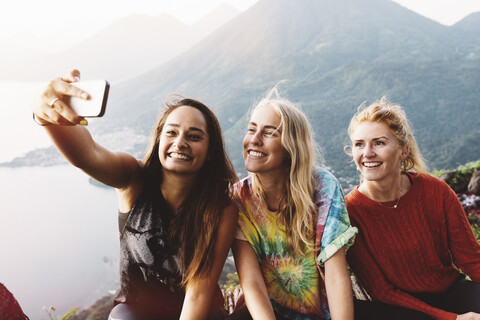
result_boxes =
[234,167,357,320]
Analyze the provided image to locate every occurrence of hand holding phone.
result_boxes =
[65,80,110,117]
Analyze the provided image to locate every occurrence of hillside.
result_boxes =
[4,0,480,186]
[101,0,480,184]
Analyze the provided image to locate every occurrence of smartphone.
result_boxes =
[66,80,110,117]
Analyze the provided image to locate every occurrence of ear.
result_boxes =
[400,145,409,160]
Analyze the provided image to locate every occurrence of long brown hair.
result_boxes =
[142,95,237,286]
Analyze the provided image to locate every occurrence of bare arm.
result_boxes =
[32,70,140,190]
[179,203,237,320]
[324,247,354,320]
[232,239,276,320]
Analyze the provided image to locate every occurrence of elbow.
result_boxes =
[240,278,266,298]
[184,287,209,306]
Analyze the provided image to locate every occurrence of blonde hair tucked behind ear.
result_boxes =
[251,87,323,256]
[347,97,428,174]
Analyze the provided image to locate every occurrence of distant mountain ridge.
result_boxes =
[98,0,479,184]
[0,4,240,83]
[453,11,480,32]
[4,0,480,186]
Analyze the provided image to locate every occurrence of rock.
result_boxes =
[468,170,480,195]
[0,283,29,320]
[440,170,471,194]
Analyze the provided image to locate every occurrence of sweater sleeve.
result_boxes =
[442,181,480,281]
[347,227,457,320]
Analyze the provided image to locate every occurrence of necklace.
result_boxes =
[375,196,400,209]
[372,174,403,209]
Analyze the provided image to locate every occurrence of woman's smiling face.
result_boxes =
[351,121,407,182]
[158,106,209,177]
[243,104,289,176]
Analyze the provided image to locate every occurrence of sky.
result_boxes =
[1,0,480,53]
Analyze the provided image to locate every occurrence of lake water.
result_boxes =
[0,81,54,163]
[0,165,120,319]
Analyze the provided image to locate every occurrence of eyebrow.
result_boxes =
[248,121,281,132]
[353,136,389,142]
[165,123,206,135]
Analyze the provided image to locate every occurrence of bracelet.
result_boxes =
[32,113,51,126]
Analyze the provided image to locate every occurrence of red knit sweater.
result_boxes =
[346,173,480,320]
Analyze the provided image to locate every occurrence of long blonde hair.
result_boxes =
[251,88,322,256]
[347,97,428,174]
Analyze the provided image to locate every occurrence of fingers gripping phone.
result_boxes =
[65,80,110,117]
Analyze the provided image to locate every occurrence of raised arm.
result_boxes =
[324,247,354,320]
[232,239,276,320]
[179,203,238,320]
[32,70,140,190]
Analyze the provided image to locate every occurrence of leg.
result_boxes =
[444,278,480,314]
[354,299,432,320]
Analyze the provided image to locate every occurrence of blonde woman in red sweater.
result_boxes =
[345,97,480,320]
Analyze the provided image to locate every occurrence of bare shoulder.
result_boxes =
[216,202,238,237]
[220,202,238,224]
[115,160,145,212]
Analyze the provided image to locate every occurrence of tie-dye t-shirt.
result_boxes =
[233,167,357,320]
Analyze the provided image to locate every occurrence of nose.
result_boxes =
[250,131,263,146]
[364,144,375,158]
[173,134,188,149]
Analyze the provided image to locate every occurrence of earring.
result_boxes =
[401,160,406,170]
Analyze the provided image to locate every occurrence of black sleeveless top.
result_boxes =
[114,185,184,305]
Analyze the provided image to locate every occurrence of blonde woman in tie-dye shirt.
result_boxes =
[228,89,357,320]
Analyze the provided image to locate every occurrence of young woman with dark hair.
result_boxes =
[32,70,238,320]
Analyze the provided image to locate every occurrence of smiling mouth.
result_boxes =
[363,162,382,168]
[248,150,267,158]
[168,152,192,160]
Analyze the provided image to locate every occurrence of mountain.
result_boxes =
[5,0,480,187]
[190,4,242,41]
[55,13,191,83]
[96,0,479,185]
[453,11,480,32]
[0,5,240,83]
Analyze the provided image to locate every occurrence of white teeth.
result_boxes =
[169,152,191,160]
[249,151,266,157]
[363,162,381,167]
